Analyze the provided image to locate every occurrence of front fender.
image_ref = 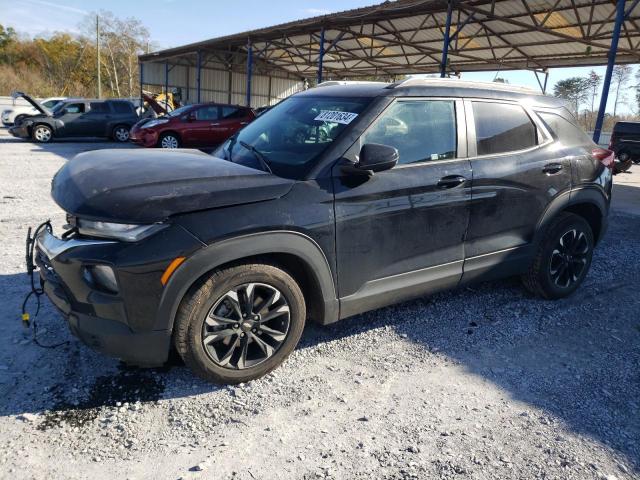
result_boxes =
[153,230,339,332]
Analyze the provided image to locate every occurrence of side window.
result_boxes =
[221,106,242,119]
[64,103,85,114]
[361,100,457,165]
[195,106,219,121]
[537,111,593,146]
[111,101,134,114]
[89,102,109,113]
[472,102,537,155]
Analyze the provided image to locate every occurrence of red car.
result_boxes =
[130,103,255,148]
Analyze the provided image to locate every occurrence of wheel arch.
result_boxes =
[154,231,339,333]
[535,187,608,247]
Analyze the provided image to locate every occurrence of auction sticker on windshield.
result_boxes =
[314,110,359,125]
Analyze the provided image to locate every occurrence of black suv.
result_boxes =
[9,98,138,143]
[32,80,613,384]
[610,121,640,170]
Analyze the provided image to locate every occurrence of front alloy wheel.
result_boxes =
[160,134,179,149]
[32,125,52,143]
[174,263,306,384]
[203,283,290,369]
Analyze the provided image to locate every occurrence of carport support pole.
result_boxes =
[440,0,453,78]
[593,0,625,144]
[139,62,144,104]
[317,27,325,85]
[164,61,169,99]
[246,40,253,107]
[196,50,202,103]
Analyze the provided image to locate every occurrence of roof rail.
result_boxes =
[388,77,540,94]
[316,80,389,88]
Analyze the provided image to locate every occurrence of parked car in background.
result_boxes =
[8,97,139,143]
[129,103,255,148]
[1,93,66,126]
[32,80,612,384]
[610,121,640,172]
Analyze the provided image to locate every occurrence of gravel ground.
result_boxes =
[0,128,639,480]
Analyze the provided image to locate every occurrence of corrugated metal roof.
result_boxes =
[139,0,640,77]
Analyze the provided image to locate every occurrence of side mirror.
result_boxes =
[341,143,399,177]
[186,112,196,122]
[55,108,67,116]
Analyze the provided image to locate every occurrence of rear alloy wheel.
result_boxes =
[112,125,130,142]
[159,133,179,149]
[32,124,53,143]
[522,212,594,299]
[174,263,306,384]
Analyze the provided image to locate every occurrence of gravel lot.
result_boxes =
[0,128,638,480]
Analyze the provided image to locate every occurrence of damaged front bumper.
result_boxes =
[34,229,173,367]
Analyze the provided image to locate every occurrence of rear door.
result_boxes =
[85,102,112,136]
[333,98,472,317]
[213,106,252,144]
[461,99,572,283]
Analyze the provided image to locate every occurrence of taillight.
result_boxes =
[608,134,615,150]
[592,147,614,169]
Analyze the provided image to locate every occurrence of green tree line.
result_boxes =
[0,12,151,99]
[553,66,640,132]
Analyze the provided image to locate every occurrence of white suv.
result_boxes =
[2,97,66,126]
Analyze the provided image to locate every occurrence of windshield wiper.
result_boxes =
[239,140,272,174]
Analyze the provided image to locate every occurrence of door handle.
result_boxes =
[240,121,249,125]
[543,163,563,174]
[210,122,220,126]
[437,175,467,189]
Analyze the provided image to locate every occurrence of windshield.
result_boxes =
[213,95,372,179]
[167,105,192,117]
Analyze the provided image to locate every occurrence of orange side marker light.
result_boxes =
[161,256,186,286]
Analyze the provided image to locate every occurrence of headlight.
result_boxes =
[77,219,166,242]
[2,109,13,115]
[143,118,169,129]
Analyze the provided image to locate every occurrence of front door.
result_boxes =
[183,105,219,146]
[56,102,87,137]
[333,98,472,318]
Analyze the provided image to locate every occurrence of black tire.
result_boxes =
[158,132,180,149]
[174,263,306,384]
[31,124,53,143]
[614,151,633,173]
[112,124,130,142]
[522,212,594,299]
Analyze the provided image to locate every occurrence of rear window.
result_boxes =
[111,101,134,114]
[473,102,537,155]
[537,111,593,146]
[89,102,109,113]
[221,106,245,119]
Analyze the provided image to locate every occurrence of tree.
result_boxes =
[585,70,601,129]
[80,11,151,98]
[553,77,589,114]
[612,65,631,116]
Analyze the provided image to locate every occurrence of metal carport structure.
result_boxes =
[139,0,640,142]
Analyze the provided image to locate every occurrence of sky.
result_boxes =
[1,0,638,114]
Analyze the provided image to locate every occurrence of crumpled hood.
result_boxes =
[52,149,295,223]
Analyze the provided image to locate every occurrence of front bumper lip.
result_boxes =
[36,229,115,260]
[8,125,29,138]
[35,230,170,366]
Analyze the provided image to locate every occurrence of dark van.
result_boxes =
[610,121,640,170]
